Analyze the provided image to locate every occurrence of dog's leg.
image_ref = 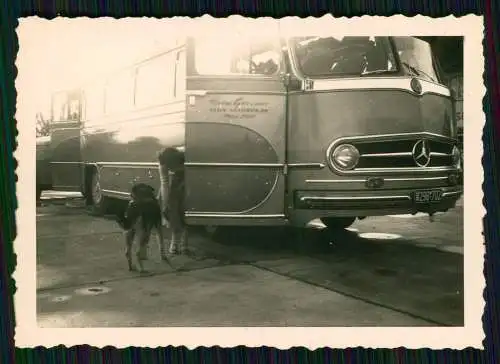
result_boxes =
[156,225,168,260]
[136,226,151,273]
[124,229,136,271]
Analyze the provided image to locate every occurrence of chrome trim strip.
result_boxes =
[97,162,158,168]
[443,190,463,198]
[50,127,81,131]
[386,176,449,182]
[186,90,208,96]
[237,172,280,214]
[185,162,284,168]
[287,163,326,168]
[309,77,451,97]
[361,152,412,158]
[50,185,81,189]
[305,179,365,183]
[185,89,286,96]
[331,131,456,143]
[101,189,129,197]
[50,161,83,165]
[430,152,452,157]
[305,176,449,183]
[185,162,324,169]
[50,121,81,125]
[355,167,455,173]
[300,195,411,202]
[185,213,286,218]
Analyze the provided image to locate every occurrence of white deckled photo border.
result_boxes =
[14,14,485,349]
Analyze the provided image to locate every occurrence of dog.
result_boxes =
[116,183,173,273]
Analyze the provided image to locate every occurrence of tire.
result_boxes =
[320,217,356,230]
[89,169,111,215]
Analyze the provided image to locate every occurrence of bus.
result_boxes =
[40,32,463,231]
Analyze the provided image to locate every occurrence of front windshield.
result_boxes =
[291,36,398,78]
[194,34,281,76]
[392,37,439,83]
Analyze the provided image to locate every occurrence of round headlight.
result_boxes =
[331,144,360,170]
[452,145,461,169]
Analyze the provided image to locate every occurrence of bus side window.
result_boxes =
[136,52,176,109]
[249,50,280,76]
[175,50,186,100]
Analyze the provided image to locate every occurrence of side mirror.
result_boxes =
[279,72,291,85]
[280,72,302,90]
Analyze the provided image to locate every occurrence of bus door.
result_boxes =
[184,34,288,226]
[49,90,83,192]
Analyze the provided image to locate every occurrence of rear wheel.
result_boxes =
[90,169,111,215]
[320,217,356,231]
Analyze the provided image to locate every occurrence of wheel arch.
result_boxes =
[83,163,99,204]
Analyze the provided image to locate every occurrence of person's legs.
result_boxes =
[178,227,188,254]
[169,226,187,254]
[167,196,188,254]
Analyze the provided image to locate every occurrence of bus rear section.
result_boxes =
[285,36,462,229]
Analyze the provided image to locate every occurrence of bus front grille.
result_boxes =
[351,138,455,170]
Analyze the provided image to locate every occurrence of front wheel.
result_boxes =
[320,217,356,230]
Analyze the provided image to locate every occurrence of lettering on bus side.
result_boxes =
[207,97,270,120]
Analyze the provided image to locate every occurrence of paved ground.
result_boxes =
[36,192,463,327]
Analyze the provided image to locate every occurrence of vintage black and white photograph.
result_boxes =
[15,15,485,349]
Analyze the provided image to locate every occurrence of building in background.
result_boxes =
[421,37,464,152]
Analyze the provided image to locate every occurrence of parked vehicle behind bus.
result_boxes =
[40,30,462,232]
[36,135,53,201]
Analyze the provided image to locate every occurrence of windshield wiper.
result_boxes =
[400,61,424,78]
[360,69,396,76]
[400,62,437,82]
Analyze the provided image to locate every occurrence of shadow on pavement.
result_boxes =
[37,198,463,326]
[192,225,463,326]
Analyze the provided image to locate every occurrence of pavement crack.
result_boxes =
[37,260,240,293]
[248,262,450,327]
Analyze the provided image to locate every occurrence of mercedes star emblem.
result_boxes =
[412,140,431,167]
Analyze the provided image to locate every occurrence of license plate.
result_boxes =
[413,190,443,203]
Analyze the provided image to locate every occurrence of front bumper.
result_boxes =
[294,187,462,215]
